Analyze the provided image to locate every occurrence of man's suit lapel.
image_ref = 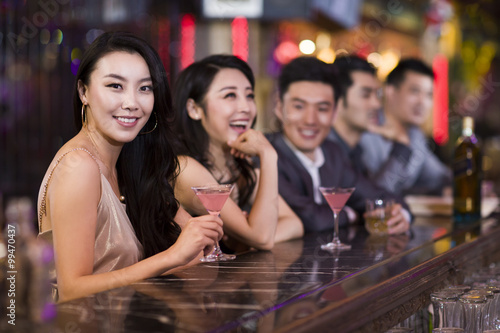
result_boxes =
[318,143,337,187]
[274,133,315,198]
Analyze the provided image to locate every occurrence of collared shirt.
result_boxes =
[283,137,325,204]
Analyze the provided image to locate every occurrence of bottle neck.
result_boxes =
[462,117,474,137]
[462,127,473,137]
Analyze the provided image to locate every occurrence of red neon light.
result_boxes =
[432,54,449,145]
[231,16,248,61]
[180,14,195,69]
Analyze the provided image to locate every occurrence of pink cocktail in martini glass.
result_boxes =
[191,184,235,262]
[319,187,355,251]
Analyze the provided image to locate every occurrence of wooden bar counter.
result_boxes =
[41,215,500,332]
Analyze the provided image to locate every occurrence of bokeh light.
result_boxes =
[71,48,83,76]
[71,59,80,76]
[317,48,335,63]
[71,48,82,62]
[52,29,63,45]
[274,41,300,65]
[299,39,316,55]
[377,50,400,80]
[367,52,382,68]
[315,32,331,50]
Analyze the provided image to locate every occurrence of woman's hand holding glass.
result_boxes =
[170,214,224,264]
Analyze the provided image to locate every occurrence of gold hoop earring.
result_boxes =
[139,112,157,135]
[81,104,87,127]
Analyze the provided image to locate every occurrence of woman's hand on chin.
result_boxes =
[228,129,277,160]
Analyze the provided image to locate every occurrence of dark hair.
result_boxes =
[332,55,376,102]
[172,54,256,208]
[386,58,435,87]
[73,31,181,258]
[278,56,340,105]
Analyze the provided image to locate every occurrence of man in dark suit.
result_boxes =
[267,57,411,233]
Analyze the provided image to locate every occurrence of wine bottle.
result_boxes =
[453,116,482,227]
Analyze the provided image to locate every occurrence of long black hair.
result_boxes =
[172,55,256,208]
[73,31,181,258]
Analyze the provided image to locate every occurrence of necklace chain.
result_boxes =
[83,128,104,166]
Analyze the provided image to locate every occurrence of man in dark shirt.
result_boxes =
[326,55,383,176]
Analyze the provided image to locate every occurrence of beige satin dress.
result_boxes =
[38,148,144,284]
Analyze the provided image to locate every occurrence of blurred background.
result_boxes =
[1,0,500,220]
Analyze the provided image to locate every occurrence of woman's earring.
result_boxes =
[139,112,158,135]
[81,104,87,127]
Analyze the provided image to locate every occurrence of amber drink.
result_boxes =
[365,199,393,235]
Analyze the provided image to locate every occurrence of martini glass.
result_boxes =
[319,187,356,251]
[191,184,235,262]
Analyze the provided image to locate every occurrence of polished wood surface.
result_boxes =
[27,216,500,332]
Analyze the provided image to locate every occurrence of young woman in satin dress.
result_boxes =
[37,32,223,302]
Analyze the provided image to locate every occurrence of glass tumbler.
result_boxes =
[468,287,498,330]
[365,198,394,235]
[431,291,460,329]
[458,294,487,333]
[484,286,500,330]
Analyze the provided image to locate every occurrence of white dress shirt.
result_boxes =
[283,137,325,205]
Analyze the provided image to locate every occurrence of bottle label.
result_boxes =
[453,151,476,177]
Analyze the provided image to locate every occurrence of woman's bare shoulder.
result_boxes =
[177,155,209,175]
[53,147,100,176]
[45,141,102,195]
[39,144,102,231]
[178,155,202,168]
[175,155,217,189]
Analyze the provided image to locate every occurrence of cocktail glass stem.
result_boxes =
[320,210,352,251]
[332,211,341,246]
[208,212,224,256]
[201,211,235,262]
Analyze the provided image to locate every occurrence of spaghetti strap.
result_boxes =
[38,148,101,231]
